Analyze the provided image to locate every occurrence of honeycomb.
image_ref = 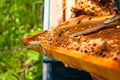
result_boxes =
[71,0,115,17]
[39,20,120,62]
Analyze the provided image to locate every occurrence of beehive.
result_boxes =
[24,0,120,80]
[24,14,120,80]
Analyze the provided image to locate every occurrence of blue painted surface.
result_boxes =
[114,0,120,10]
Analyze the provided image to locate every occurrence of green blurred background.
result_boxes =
[0,0,44,80]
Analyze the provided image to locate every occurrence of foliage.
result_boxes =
[0,0,43,80]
